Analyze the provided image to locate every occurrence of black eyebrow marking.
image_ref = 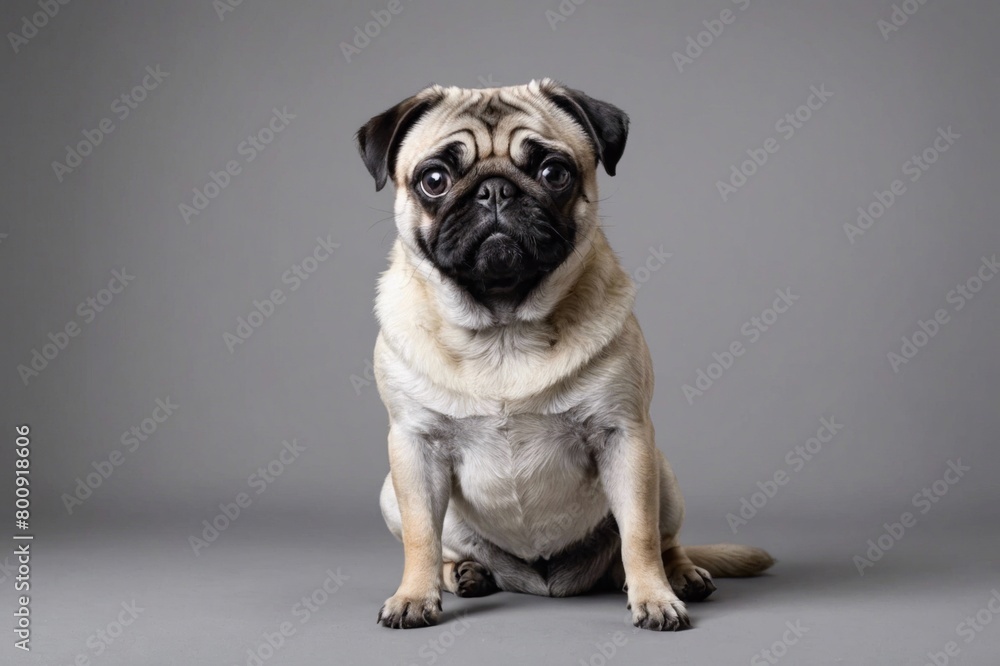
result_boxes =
[518,138,549,170]
[516,136,573,174]
[434,128,478,165]
[424,141,465,169]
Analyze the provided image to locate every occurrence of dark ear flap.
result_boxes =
[355,94,437,191]
[547,86,629,176]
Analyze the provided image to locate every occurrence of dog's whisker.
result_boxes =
[367,214,401,231]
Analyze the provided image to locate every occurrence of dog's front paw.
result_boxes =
[377,593,441,629]
[627,591,690,631]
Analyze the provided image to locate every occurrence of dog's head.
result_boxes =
[356,79,628,305]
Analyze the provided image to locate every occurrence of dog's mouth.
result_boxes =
[470,233,528,291]
[480,274,521,292]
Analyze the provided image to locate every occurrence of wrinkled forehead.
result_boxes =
[396,86,594,174]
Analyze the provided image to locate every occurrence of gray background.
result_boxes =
[2,0,999,664]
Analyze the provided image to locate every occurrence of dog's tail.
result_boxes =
[684,544,775,578]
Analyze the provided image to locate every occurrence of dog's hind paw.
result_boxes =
[669,565,716,602]
[454,560,498,597]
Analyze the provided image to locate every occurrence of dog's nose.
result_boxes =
[476,177,518,210]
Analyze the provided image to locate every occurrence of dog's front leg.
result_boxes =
[377,425,450,629]
[598,421,690,631]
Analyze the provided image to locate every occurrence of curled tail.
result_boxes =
[685,544,775,577]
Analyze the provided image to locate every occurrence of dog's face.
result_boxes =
[356,79,628,304]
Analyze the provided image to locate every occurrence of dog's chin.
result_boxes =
[452,233,546,300]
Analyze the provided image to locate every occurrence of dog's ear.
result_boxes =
[356,94,438,191]
[546,85,629,176]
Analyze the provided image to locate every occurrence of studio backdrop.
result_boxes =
[1,1,998,665]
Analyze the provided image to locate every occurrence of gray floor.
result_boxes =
[9,512,1000,666]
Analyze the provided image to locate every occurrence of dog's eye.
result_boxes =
[419,168,451,198]
[539,162,571,190]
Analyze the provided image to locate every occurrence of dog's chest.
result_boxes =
[445,411,610,560]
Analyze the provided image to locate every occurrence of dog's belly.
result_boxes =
[447,412,610,561]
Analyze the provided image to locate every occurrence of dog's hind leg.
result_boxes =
[651,451,717,602]
[654,452,773,600]
[442,560,498,597]
[441,519,550,596]
[544,514,621,597]
[380,472,549,597]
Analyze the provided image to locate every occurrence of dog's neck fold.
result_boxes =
[375,227,637,402]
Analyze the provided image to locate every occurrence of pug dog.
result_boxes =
[356,79,773,632]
